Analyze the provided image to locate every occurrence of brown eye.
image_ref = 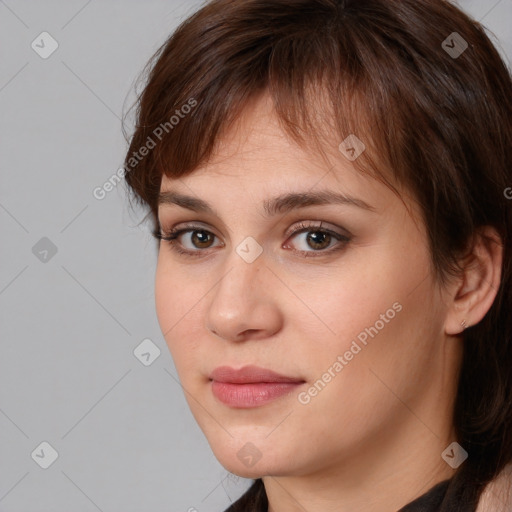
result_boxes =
[155,225,222,257]
[305,231,332,250]
[190,230,215,248]
[284,222,351,256]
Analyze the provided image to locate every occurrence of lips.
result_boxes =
[209,365,306,408]
[209,365,305,384]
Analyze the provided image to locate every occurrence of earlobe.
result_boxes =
[444,226,503,336]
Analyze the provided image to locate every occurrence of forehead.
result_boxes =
[158,91,418,226]
[161,93,376,191]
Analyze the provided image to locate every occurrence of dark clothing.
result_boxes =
[397,479,451,511]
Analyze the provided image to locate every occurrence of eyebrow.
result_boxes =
[157,190,377,217]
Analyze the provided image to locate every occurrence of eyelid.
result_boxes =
[283,220,351,239]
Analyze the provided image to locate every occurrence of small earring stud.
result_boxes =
[461,319,467,330]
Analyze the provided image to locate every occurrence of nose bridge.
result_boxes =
[205,240,278,339]
[213,240,265,305]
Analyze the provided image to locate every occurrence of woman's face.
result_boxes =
[155,93,460,479]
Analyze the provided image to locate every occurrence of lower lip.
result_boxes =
[211,381,304,408]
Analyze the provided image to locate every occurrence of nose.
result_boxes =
[205,247,283,342]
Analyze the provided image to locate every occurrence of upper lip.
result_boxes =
[209,365,305,384]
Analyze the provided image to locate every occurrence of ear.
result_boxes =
[444,226,503,336]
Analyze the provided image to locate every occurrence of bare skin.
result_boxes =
[154,92,503,512]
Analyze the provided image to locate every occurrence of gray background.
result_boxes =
[0,1,511,511]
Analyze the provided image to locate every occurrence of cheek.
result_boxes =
[337,286,437,407]
[154,256,203,362]
[289,288,435,451]
[154,260,176,335]
[292,242,436,384]
[288,260,401,354]
[154,249,198,327]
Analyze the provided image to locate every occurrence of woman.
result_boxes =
[122,0,512,510]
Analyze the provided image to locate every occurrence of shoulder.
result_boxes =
[475,463,512,512]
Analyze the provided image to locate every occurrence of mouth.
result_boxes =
[209,365,306,408]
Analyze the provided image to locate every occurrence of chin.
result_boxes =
[208,440,296,479]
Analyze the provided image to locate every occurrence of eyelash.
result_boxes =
[153,221,351,258]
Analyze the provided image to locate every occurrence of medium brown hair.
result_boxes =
[122,0,512,510]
